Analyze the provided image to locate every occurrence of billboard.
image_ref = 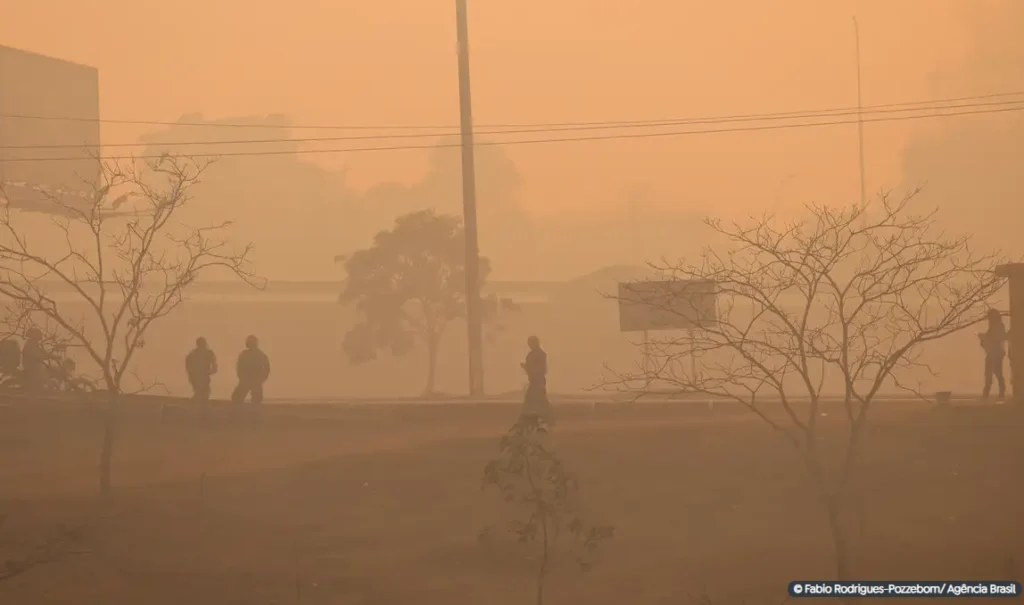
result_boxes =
[617,279,717,332]
[0,45,100,212]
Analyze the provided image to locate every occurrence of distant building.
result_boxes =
[554,264,655,304]
[0,45,100,212]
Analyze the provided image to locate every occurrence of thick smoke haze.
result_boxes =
[1,3,1023,605]
[4,0,1022,280]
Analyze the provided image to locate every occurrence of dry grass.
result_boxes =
[0,399,1021,604]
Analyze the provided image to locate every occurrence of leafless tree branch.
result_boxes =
[0,152,263,496]
[0,153,263,395]
[596,189,1010,580]
[0,519,92,584]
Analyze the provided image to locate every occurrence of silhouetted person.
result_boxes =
[520,335,553,423]
[21,327,47,392]
[232,335,270,406]
[185,337,218,402]
[979,309,1008,401]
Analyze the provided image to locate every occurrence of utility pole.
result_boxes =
[455,0,485,396]
[854,17,867,210]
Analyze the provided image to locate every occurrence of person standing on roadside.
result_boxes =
[520,335,554,424]
[232,335,270,406]
[185,337,218,403]
[979,309,1009,402]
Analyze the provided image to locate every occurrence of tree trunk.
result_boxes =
[424,334,439,395]
[804,443,854,589]
[536,564,547,605]
[99,392,119,498]
[825,498,851,581]
[536,516,550,605]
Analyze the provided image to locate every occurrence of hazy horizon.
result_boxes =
[3,0,1023,281]
[0,1,1019,400]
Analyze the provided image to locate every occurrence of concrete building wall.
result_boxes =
[0,45,100,194]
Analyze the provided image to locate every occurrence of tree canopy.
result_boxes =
[339,209,491,394]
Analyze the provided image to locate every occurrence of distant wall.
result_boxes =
[46,295,987,401]
[49,297,635,400]
[0,46,100,192]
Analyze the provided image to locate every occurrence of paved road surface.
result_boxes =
[262,393,981,406]
[0,390,996,409]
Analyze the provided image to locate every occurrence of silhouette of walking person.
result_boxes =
[979,309,1009,402]
[185,337,218,403]
[232,335,270,407]
[520,335,554,425]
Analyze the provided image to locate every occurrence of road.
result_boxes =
[0,389,990,410]
[262,392,975,406]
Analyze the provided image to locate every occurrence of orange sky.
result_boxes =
[1,1,1018,278]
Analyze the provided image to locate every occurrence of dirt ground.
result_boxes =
[0,399,1021,604]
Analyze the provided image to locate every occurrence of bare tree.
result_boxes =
[601,190,1006,580]
[0,154,261,497]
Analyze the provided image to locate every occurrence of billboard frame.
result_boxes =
[616,279,717,379]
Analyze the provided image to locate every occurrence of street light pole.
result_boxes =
[455,0,485,396]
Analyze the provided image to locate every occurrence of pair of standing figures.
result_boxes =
[185,335,270,405]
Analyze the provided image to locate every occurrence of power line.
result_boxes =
[0,90,1021,132]
[3,97,1023,150]
[3,102,1022,163]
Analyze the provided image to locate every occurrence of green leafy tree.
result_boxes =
[339,209,492,394]
[482,416,614,605]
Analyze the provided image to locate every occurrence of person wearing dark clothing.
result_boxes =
[979,309,1009,401]
[232,335,270,405]
[520,335,553,423]
[185,337,218,402]
[21,328,48,392]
